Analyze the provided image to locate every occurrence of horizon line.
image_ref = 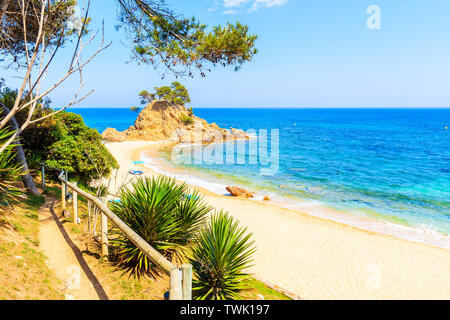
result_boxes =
[61,106,450,109]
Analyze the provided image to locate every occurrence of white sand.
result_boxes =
[106,141,450,300]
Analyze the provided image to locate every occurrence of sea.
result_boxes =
[71,107,450,248]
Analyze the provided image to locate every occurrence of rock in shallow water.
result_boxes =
[226,186,254,198]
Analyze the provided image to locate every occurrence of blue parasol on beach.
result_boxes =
[130,160,145,175]
[183,194,199,201]
[129,170,144,175]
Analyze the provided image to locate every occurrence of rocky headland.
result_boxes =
[102,100,249,143]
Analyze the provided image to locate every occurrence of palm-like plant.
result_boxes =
[0,128,24,215]
[190,211,256,300]
[109,175,211,278]
[177,190,212,245]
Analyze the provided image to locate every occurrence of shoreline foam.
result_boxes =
[140,148,450,251]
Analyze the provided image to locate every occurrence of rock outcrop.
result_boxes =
[102,100,249,143]
[102,128,126,142]
[226,186,255,198]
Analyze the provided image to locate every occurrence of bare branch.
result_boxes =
[0,0,109,154]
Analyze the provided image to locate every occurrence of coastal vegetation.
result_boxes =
[109,176,256,300]
[20,110,118,184]
[60,183,286,300]
[0,0,257,155]
[0,128,24,215]
[190,211,256,300]
[109,176,212,278]
[139,83,195,125]
[179,113,194,125]
[139,82,192,107]
[0,0,104,155]
[155,82,191,106]
[0,0,256,194]
[138,90,155,106]
[117,1,258,76]
[0,0,260,301]
[0,81,117,185]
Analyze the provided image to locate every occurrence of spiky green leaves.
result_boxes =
[190,211,256,300]
[0,127,24,215]
[109,175,212,279]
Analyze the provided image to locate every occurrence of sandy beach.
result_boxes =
[106,141,450,300]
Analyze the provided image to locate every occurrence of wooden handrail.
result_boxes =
[46,168,192,300]
[57,171,177,274]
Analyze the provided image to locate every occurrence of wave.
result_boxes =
[140,150,450,250]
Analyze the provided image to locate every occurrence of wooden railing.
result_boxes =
[40,164,192,300]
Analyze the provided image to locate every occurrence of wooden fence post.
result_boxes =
[169,268,182,300]
[41,165,45,189]
[65,171,68,194]
[182,264,192,300]
[58,176,182,289]
[61,174,66,213]
[101,199,109,258]
[73,182,78,224]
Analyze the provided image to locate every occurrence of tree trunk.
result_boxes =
[1,103,40,196]
[0,0,10,23]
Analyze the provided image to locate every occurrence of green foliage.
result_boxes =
[190,211,256,300]
[138,90,155,105]
[179,114,193,125]
[154,86,172,102]
[109,176,212,279]
[139,82,191,107]
[0,0,89,64]
[153,82,191,106]
[171,82,191,105]
[0,127,25,215]
[0,86,17,109]
[21,111,118,183]
[26,150,44,169]
[1,79,116,188]
[118,0,257,76]
[0,79,52,120]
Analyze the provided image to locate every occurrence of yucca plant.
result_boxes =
[190,211,256,300]
[0,128,25,215]
[177,190,212,245]
[109,175,211,278]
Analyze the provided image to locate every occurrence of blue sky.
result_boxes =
[3,0,450,108]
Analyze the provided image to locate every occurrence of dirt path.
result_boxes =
[38,197,108,300]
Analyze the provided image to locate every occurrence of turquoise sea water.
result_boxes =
[72,108,450,237]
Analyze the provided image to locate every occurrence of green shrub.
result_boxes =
[153,82,191,106]
[21,111,118,183]
[190,211,256,300]
[0,82,117,184]
[109,176,211,278]
[179,114,194,125]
